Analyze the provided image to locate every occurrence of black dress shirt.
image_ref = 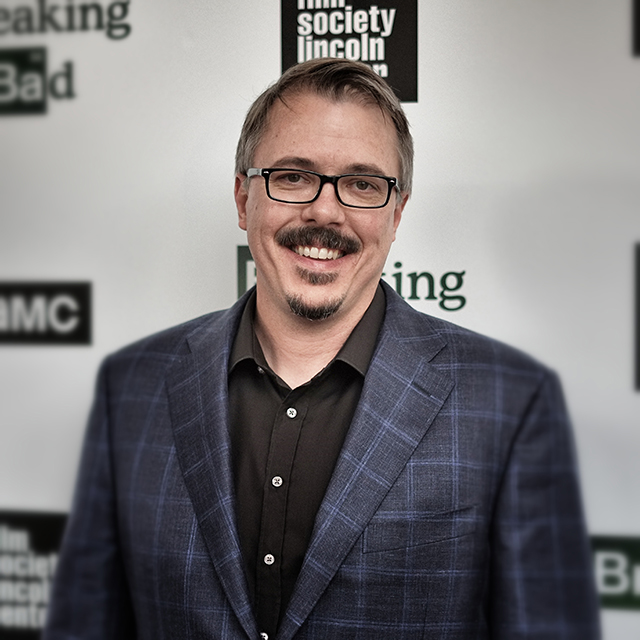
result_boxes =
[228,285,385,638]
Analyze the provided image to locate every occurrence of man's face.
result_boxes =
[235,91,407,322]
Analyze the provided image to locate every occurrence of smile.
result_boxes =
[294,246,343,260]
[276,227,361,260]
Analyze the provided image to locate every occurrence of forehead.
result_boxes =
[254,91,400,176]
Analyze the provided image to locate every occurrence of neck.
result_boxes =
[253,287,376,389]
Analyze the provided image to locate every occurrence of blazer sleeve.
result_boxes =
[489,369,601,639]
[43,358,137,640]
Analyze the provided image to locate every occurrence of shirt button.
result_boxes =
[286,407,297,418]
[260,634,269,640]
[264,554,275,565]
[257,366,265,374]
[272,476,283,487]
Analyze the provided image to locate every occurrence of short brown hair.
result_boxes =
[235,58,413,195]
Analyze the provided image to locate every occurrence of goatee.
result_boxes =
[296,268,338,285]
[286,294,345,321]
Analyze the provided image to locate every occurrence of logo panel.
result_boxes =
[281,0,418,102]
[0,282,91,345]
[0,511,67,638]
[0,48,47,115]
[592,536,640,610]
[634,0,640,56]
[636,243,639,390]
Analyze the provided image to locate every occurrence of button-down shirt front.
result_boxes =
[228,285,385,638]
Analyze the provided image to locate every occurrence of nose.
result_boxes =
[300,181,346,226]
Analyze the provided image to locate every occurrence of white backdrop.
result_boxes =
[1,1,639,636]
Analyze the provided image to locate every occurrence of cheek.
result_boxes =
[244,203,287,253]
[365,218,397,249]
[244,202,268,236]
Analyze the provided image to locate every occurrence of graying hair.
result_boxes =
[235,58,413,195]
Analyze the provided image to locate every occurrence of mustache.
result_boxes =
[275,226,361,255]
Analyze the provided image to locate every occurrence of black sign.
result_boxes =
[0,510,67,638]
[634,0,640,56]
[636,244,639,390]
[592,535,640,610]
[0,48,47,115]
[0,282,91,345]
[281,0,418,102]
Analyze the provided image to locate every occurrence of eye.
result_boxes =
[343,176,383,193]
[354,179,375,191]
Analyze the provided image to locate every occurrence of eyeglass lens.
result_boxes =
[267,170,390,208]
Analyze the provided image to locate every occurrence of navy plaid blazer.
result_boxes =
[45,282,600,639]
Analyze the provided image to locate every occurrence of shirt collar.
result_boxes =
[229,284,386,379]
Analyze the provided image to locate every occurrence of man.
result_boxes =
[45,59,600,639]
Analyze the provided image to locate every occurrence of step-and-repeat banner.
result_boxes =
[1,1,639,637]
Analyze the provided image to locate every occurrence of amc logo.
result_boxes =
[592,536,640,610]
[0,283,91,345]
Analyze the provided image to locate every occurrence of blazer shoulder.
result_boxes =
[383,282,552,379]
[114,308,229,357]
[432,313,548,375]
[101,291,250,385]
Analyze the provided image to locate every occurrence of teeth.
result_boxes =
[294,246,343,260]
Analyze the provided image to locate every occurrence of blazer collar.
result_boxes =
[166,290,259,640]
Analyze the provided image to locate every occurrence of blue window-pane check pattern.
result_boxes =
[44,282,600,640]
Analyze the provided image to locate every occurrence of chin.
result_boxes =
[285,293,346,321]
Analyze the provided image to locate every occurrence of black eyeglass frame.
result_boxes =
[246,167,399,209]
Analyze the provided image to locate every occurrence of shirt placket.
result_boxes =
[255,388,310,636]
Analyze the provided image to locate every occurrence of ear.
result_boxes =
[234,174,249,231]
[391,192,409,241]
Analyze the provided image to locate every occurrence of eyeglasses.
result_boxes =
[246,168,398,209]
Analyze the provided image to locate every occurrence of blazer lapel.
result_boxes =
[278,286,455,640]
[166,295,258,640]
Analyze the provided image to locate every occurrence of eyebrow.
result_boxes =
[271,157,317,170]
[270,157,390,176]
